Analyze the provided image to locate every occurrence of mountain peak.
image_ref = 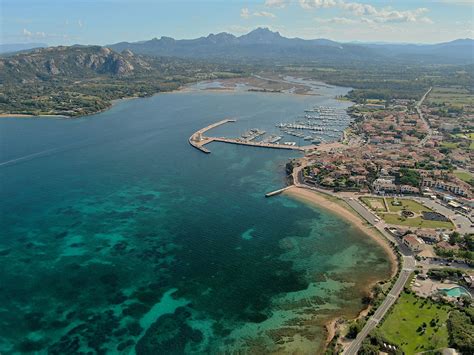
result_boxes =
[239,27,283,44]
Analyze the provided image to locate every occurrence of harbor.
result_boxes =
[189,119,315,153]
[189,105,353,154]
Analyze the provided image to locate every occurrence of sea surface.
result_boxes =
[0,84,391,354]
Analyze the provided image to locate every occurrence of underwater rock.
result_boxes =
[117,339,135,351]
[135,307,202,354]
[122,302,150,318]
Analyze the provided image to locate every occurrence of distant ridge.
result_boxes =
[109,28,473,64]
[0,43,48,54]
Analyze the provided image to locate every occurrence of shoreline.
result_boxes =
[0,75,334,119]
[283,186,399,349]
[283,186,398,275]
[0,113,69,118]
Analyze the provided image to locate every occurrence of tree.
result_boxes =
[447,310,474,353]
[347,322,362,339]
[449,231,460,246]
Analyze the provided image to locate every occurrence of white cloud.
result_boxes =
[240,8,250,19]
[22,28,46,38]
[316,17,357,24]
[78,19,83,28]
[299,0,337,9]
[298,1,433,24]
[254,11,276,18]
[340,2,377,16]
[241,7,276,19]
[265,0,288,8]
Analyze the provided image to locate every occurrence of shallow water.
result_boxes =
[0,87,391,354]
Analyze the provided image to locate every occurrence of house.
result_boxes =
[463,275,474,288]
[373,178,397,193]
[416,229,439,245]
[400,185,419,194]
[436,241,460,251]
[403,234,424,252]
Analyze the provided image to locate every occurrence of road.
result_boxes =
[292,168,418,354]
[416,87,433,147]
[344,258,415,355]
[413,196,472,234]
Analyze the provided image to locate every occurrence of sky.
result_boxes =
[1,0,473,45]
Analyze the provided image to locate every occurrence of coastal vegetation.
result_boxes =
[0,46,244,116]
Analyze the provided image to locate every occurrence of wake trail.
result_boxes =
[0,148,59,167]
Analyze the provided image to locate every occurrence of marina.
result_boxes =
[189,105,353,154]
[189,119,313,153]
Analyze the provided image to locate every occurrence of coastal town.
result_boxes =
[189,82,473,354]
[288,86,473,354]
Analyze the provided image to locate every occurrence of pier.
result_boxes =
[188,119,236,153]
[265,186,292,197]
[189,119,316,154]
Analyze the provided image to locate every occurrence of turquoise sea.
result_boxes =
[0,86,391,353]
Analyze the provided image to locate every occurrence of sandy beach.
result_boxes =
[284,186,398,274]
[284,186,399,349]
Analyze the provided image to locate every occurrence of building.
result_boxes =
[400,185,419,194]
[373,178,397,193]
[422,178,470,197]
[403,234,424,252]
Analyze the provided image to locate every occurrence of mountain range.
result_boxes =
[109,28,473,64]
[0,42,47,54]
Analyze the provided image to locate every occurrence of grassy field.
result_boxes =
[378,291,451,354]
[441,142,459,149]
[428,86,474,108]
[385,198,431,213]
[360,196,387,212]
[380,213,454,229]
[454,170,473,184]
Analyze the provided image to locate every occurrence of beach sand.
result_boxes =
[284,186,399,349]
[284,186,398,274]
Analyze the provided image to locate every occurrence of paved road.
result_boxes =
[344,258,415,355]
[343,197,413,256]
[292,170,418,354]
[416,87,433,147]
[419,259,471,270]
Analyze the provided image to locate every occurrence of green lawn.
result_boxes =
[378,291,451,354]
[360,196,387,212]
[454,170,473,184]
[428,87,474,108]
[441,142,459,149]
[385,198,431,213]
[381,213,454,229]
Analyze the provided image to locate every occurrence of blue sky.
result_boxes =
[1,0,473,45]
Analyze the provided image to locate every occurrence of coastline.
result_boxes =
[1,75,331,119]
[283,186,399,349]
[284,186,398,274]
[0,113,68,118]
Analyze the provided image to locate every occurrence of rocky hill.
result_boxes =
[0,46,237,116]
[0,46,153,85]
